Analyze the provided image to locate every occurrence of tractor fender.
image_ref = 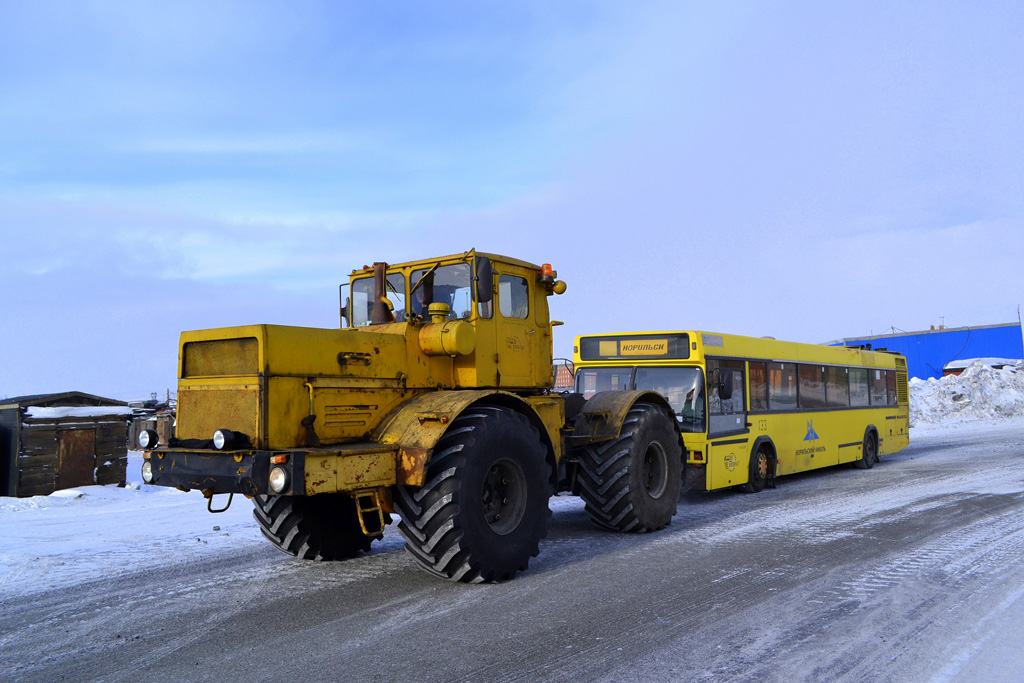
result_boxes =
[569,390,680,447]
[372,389,551,487]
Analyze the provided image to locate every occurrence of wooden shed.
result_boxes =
[128,411,176,449]
[0,392,131,498]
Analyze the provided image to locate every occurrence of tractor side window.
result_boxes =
[351,274,405,325]
[498,275,529,319]
[410,263,473,319]
[351,277,373,327]
[385,273,406,321]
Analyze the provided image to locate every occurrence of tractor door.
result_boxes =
[494,271,536,387]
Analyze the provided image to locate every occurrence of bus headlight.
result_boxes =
[138,429,159,449]
[268,466,289,494]
[141,460,154,484]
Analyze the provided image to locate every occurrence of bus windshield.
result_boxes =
[575,365,705,433]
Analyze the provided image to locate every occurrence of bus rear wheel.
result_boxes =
[854,432,878,469]
[740,447,770,493]
[577,402,682,532]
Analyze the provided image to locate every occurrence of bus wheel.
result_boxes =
[394,407,552,583]
[741,447,770,493]
[578,402,682,532]
[854,432,878,469]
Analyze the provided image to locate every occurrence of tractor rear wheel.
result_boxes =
[577,402,682,532]
[252,493,378,560]
[394,406,551,583]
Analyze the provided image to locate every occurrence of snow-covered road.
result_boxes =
[2,363,1023,681]
[2,418,1023,682]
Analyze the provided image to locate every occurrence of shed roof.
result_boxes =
[0,391,128,410]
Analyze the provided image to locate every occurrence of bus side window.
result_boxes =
[850,368,870,406]
[870,369,887,405]
[768,362,797,410]
[749,362,768,411]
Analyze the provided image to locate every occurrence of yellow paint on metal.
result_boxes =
[304,450,397,495]
[418,320,476,357]
[524,395,565,463]
[171,251,573,500]
[574,328,910,491]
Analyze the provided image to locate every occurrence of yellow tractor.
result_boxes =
[140,250,682,582]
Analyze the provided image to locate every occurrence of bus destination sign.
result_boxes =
[579,334,690,361]
[620,339,669,356]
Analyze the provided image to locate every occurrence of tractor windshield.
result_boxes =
[410,263,473,319]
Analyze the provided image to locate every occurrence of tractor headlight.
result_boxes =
[268,466,289,494]
[138,429,159,449]
[141,460,154,484]
[213,429,235,451]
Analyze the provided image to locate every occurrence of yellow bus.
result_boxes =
[571,331,909,495]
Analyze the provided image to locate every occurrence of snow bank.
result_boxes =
[0,454,262,597]
[911,360,1024,426]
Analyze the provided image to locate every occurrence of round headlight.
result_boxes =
[269,466,289,494]
[141,460,154,484]
[213,429,234,451]
[138,429,159,449]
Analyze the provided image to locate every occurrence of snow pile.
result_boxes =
[0,454,263,596]
[910,360,1024,426]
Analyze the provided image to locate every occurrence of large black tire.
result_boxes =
[252,493,378,560]
[740,447,770,493]
[854,431,878,469]
[394,406,552,583]
[577,402,682,532]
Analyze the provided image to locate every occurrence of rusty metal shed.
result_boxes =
[0,392,131,497]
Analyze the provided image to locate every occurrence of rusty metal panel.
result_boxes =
[183,338,258,377]
[305,449,397,495]
[177,385,260,441]
[570,390,676,445]
[373,389,533,485]
[56,428,96,490]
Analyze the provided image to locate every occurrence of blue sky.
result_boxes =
[2,1,1023,400]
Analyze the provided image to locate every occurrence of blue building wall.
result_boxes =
[831,323,1024,380]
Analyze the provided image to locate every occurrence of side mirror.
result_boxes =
[719,371,734,401]
[709,367,734,400]
[476,257,493,304]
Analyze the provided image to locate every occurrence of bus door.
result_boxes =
[705,359,750,489]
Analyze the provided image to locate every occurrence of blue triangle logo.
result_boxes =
[804,420,819,441]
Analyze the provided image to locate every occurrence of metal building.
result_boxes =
[829,322,1024,380]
